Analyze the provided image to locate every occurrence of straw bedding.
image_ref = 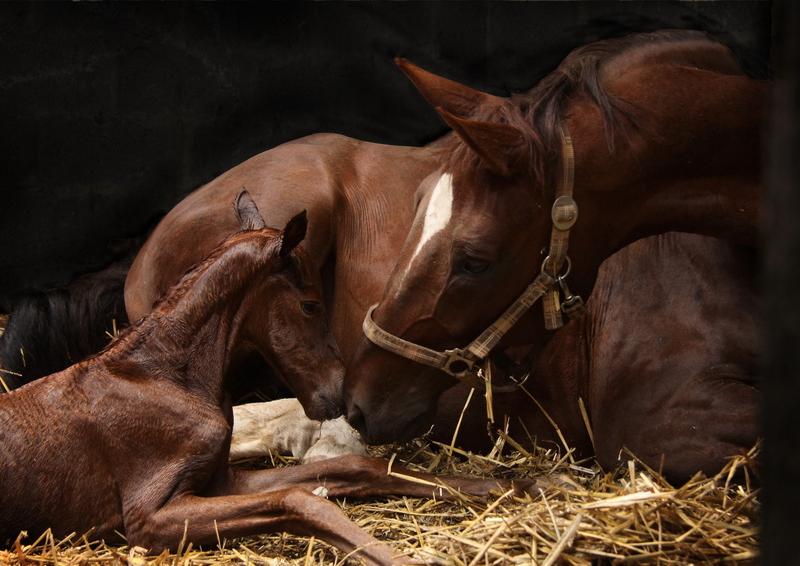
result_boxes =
[0,427,759,565]
[0,305,759,564]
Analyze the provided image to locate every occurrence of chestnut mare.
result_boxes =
[0,191,528,564]
[123,31,760,480]
[344,31,765,477]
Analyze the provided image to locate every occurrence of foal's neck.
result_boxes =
[132,237,273,401]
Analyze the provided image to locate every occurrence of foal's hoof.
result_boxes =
[510,474,575,496]
[466,478,541,498]
[127,546,149,566]
[508,478,543,496]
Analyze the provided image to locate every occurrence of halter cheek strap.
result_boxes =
[361,123,585,390]
[363,270,556,388]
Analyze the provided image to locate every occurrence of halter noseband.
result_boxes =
[362,124,584,391]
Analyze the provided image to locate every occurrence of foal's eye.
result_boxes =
[462,258,490,275]
[300,301,321,316]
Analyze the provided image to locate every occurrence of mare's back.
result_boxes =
[125,133,430,322]
[588,233,759,410]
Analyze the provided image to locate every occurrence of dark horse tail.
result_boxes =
[0,256,133,391]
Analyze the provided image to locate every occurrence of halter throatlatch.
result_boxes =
[362,123,585,391]
[541,125,581,330]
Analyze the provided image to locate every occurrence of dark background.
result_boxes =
[0,1,771,306]
[6,2,800,563]
[764,0,800,563]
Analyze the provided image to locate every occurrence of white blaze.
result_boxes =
[411,172,453,263]
[393,172,454,296]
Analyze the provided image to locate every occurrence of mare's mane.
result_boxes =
[443,29,724,189]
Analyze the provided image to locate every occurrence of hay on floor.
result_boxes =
[0,436,758,565]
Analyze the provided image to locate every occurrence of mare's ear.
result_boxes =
[395,58,504,117]
[437,107,526,176]
[234,189,267,231]
[279,210,308,257]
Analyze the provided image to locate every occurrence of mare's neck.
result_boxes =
[564,64,764,295]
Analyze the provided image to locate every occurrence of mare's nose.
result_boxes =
[346,402,367,438]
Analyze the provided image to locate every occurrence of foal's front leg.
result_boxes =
[128,487,399,566]
[223,454,539,499]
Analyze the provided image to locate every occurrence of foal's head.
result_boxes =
[219,191,343,420]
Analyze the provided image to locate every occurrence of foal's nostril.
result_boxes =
[313,390,344,420]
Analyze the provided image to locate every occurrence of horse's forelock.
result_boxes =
[440,31,703,195]
[440,93,560,198]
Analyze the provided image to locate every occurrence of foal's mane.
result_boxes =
[150,230,280,316]
[443,29,719,188]
[95,229,312,362]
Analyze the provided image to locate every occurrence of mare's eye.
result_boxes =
[300,300,321,316]
[462,258,490,275]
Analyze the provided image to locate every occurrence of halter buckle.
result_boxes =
[551,195,579,230]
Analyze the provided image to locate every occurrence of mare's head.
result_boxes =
[230,191,343,420]
[345,59,622,442]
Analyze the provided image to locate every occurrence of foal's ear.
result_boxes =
[437,107,526,176]
[395,58,504,117]
[234,189,267,231]
[279,210,308,257]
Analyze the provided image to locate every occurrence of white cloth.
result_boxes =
[230,398,366,464]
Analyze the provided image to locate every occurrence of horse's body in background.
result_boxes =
[0,252,134,388]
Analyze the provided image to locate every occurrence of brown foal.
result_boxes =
[0,192,530,565]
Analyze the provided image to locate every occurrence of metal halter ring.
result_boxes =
[540,254,571,279]
[442,349,478,377]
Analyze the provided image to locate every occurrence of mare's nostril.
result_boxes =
[346,403,367,436]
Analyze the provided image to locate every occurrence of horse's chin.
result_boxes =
[360,404,437,446]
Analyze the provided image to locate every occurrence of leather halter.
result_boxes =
[362,124,583,391]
